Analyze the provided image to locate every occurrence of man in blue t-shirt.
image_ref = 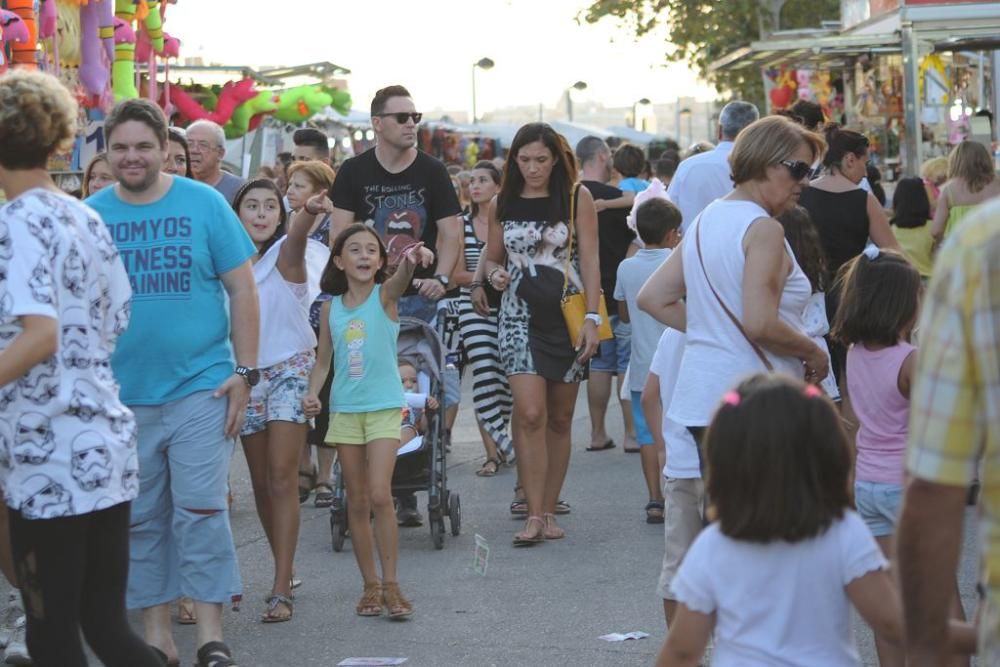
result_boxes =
[88,99,259,667]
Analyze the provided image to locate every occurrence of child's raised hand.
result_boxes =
[304,193,334,216]
[426,395,440,411]
[302,393,322,418]
[402,241,435,268]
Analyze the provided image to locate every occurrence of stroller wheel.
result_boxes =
[449,493,461,537]
[430,515,445,550]
[331,499,348,553]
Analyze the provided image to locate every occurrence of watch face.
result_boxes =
[247,369,261,386]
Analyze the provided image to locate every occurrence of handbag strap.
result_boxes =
[694,216,775,372]
[561,183,581,300]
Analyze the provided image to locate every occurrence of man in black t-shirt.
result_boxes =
[330,85,462,526]
[576,136,638,453]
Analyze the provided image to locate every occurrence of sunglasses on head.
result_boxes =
[779,159,813,180]
[374,112,423,124]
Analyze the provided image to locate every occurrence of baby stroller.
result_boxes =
[329,316,461,551]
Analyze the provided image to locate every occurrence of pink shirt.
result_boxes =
[847,342,916,485]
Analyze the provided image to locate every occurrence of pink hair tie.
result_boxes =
[722,391,741,407]
[804,384,822,398]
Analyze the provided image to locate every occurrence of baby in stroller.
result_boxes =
[398,358,439,448]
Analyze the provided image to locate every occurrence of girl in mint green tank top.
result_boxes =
[303,223,434,619]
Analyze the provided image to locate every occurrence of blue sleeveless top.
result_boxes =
[329,285,404,413]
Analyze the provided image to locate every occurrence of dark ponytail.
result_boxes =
[822,122,868,169]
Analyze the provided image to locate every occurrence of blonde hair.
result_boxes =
[82,153,110,198]
[0,70,78,170]
[947,141,995,193]
[919,156,948,185]
[730,116,826,186]
[287,160,336,193]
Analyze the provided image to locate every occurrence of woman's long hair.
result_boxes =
[469,160,501,219]
[232,179,288,256]
[497,123,577,225]
[948,141,995,193]
[777,205,827,293]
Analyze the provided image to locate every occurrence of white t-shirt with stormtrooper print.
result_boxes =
[0,189,137,519]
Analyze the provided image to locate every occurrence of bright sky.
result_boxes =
[165,0,717,115]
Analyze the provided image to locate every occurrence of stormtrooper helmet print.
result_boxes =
[70,430,113,491]
[14,412,56,465]
[20,474,73,519]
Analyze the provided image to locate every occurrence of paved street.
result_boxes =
[3,379,983,666]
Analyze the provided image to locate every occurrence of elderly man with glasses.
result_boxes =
[187,120,246,205]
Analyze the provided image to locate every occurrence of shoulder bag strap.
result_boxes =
[561,183,581,300]
[694,217,774,372]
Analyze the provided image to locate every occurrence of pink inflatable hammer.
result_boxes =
[0,9,30,46]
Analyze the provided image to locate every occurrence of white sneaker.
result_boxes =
[3,615,30,665]
[0,595,23,650]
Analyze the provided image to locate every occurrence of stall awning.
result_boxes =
[709,31,901,73]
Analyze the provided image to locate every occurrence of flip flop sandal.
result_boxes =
[196,641,238,667]
[645,500,665,524]
[176,597,196,625]
[509,499,527,517]
[260,594,293,624]
[290,575,302,590]
[555,500,571,515]
[476,457,502,477]
[585,439,616,452]
[314,483,335,508]
[356,582,383,617]
[513,516,545,547]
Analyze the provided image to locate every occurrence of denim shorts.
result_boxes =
[241,350,315,436]
[854,480,903,537]
[630,391,654,446]
[591,316,631,374]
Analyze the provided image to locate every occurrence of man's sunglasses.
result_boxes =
[374,112,423,124]
[779,159,813,180]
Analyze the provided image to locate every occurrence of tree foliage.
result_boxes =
[581,0,839,108]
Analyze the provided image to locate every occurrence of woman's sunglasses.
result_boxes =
[779,159,813,180]
[374,112,423,124]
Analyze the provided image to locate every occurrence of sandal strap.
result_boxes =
[265,594,293,611]
[197,641,237,667]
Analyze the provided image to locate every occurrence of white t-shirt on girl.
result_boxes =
[671,510,887,666]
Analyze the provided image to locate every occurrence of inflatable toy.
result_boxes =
[112,15,137,100]
[5,0,38,68]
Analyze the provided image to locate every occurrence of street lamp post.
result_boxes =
[632,97,651,131]
[566,80,587,122]
[471,57,494,124]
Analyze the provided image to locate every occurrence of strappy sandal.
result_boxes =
[196,641,237,667]
[356,582,383,617]
[298,464,316,504]
[314,483,334,508]
[513,516,545,546]
[645,500,665,524]
[382,581,413,620]
[542,512,565,540]
[476,456,502,477]
[260,593,293,623]
[176,596,196,625]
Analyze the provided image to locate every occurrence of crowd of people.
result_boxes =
[0,67,998,667]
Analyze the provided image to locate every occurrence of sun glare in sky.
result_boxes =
[166,0,717,115]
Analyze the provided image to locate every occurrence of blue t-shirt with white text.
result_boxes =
[87,177,255,405]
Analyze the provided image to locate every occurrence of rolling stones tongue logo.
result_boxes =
[384,210,423,266]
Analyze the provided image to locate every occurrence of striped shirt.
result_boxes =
[907,200,1000,596]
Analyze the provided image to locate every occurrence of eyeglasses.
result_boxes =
[374,112,423,124]
[779,159,813,180]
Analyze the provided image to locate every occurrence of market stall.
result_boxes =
[710,0,1000,177]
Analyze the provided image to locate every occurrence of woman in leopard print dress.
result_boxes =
[481,123,601,546]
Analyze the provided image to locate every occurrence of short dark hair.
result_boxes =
[371,85,412,116]
[293,127,328,154]
[321,223,388,296]
[831,249,922,347]
[576,135,610,165]
[635,198,681,245]
[612,144,645,178]
[655,153,679,179]
[789,100,824,130]
[105,98,168,148]
[705,374,852,543]
[891,176,930,229]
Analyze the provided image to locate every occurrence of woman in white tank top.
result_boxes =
[639,116,831,430]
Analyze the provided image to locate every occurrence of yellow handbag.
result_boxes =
[560,183,614,343]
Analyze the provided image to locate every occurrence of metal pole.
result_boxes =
[471,64,478,124]
[993,50,1000,143]
[901,22,922,176]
